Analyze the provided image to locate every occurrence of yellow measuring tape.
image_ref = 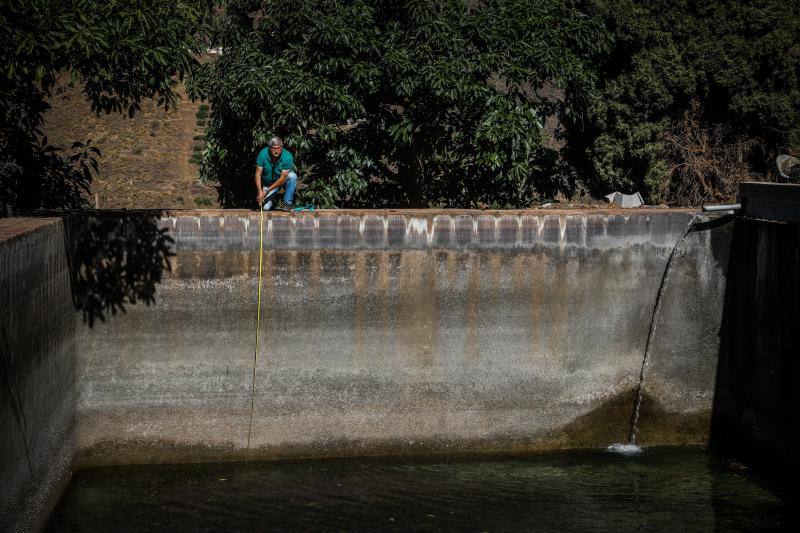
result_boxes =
[245,206,265,458]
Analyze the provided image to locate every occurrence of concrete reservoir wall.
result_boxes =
[711,183,800,485]
[2,210,732,530]
[1,219,75,532]
[74,210,730,465]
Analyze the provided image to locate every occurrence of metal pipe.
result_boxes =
[702,203,741,212]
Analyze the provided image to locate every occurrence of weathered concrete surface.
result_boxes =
[711,184,800,487]
[75,210,730,466]
[0,219,75,532]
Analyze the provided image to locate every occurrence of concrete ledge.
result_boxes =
[739,182,800,222]
[157,210,696,251]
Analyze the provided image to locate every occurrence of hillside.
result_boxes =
[43,82,219,209]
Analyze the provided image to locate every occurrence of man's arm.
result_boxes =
[255,166,265,204]
[267,169,290,192]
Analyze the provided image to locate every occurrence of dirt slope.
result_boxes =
[43,82,219,209]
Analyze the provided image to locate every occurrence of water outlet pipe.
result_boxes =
[702,203,741,212]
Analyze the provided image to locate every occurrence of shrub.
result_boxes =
[565,0,800,204]
[662,103,758,206]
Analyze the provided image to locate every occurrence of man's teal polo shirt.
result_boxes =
[256,147,295,186]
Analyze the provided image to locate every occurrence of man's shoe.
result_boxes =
[277,202,293,212]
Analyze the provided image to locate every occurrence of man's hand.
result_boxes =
[257,189,266,205]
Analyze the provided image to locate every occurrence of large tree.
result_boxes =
[190,0,606,208]
[0,0,212,211]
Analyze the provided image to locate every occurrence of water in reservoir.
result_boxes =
[47,447,795,532]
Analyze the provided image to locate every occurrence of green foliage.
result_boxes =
[193,195,213,206]
[6,0,789,209]
[189,0,606,208]
[191,142,204,165]
[566,0,800,203]
[0,0,212,210]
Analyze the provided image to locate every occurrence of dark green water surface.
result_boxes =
[47,447,796,532]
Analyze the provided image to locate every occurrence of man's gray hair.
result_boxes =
[268,137,283,148]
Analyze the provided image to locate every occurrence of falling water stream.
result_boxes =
[609,213,704,454]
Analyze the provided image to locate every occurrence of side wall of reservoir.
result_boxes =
[74,211,731,466]
[711,215,800,483]
[0,219,76,532]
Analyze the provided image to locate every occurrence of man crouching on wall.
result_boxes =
[255,137,297,211]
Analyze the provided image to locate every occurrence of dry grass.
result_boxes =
[663,103,764,206]
[43,81,218,209]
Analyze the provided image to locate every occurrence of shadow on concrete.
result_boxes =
[710,217,800,493]
[0,316,34,477]
[64,211,174,327]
